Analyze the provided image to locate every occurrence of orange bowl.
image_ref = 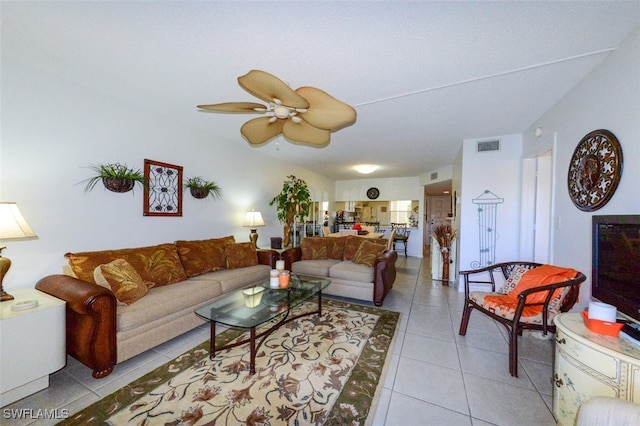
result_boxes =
[581,310,624,336]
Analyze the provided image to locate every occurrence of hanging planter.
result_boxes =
[81,163,145,194]
[103,177,135,193]
[184,177,222,200]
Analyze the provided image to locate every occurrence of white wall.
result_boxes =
[458,134,524,273]
[523,28,640,311]
[0,60,334,290]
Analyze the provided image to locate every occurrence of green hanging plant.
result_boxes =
[184,177,223,200]
[81,163,145,193]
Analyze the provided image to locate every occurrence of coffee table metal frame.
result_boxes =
[195,275,330,375]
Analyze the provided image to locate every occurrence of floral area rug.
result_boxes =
[60,299,400,425]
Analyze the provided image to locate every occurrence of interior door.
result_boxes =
[425,195,451,250]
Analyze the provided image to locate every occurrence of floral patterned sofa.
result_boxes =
[35,236,278,378]
[281,236,398,306]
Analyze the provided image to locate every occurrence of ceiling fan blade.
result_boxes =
[197,102,266,113]
[238,70,309,109]
[240,117,285,145]
[282,119,331,147]
[295,86,357,130]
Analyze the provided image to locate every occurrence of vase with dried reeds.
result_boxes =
[431,223,456,285]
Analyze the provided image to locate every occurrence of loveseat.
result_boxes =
[35,236,278,378]
[281,236,398,306]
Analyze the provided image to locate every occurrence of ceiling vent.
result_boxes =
[477,140,500,153]
[430,172,438,181]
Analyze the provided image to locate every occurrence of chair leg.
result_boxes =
[459,304,473,335]
[403,241,407,257]
[509,326,519,377]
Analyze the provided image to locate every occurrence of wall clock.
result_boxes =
[567,129,623,212]
[366,187,380,200]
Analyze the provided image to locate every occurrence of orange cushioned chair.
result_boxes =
[458,261,586,377]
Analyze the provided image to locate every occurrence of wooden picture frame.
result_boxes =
[143,159,183,216]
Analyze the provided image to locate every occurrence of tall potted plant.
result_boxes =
[431,223,456,285]
[269,175,312,247]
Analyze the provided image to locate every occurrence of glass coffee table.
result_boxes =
[195,274,330,374]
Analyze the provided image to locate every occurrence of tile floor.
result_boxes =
[2,256,557,425]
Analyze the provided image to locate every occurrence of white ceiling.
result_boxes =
[3,1,639,181]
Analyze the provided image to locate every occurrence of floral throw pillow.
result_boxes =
[352,239,384,267]
[66,243,187,287]
[176,236,235,277]
[225,242,258,269]
[94,259,154,305]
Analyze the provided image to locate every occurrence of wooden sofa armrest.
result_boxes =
[372,249,398,306]
[281,246,302,271]
[35,274,117,378]
[257,249,279,269]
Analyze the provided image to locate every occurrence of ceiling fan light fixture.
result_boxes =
[198,70,356,147]
[355,164,378,174]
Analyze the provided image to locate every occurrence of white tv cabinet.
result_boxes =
[553,312,640,425]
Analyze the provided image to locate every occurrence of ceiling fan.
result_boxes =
[197,70,357,147]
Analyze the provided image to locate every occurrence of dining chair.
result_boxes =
[322,226,332,237]
[385,229,396,251]
[390,223,410,257]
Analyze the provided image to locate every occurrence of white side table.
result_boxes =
[0,288,66,407]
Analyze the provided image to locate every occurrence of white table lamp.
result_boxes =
[0,202,38,301]
[243,209,265,247]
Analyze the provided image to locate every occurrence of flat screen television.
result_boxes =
[592,215,640,324]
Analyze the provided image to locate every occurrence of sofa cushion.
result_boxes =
[291,259,341,278]
[225,242,259,269]
[301,237,328,260]
[93,259,153,305]
[175,236,235,277]
[329,261,375,283]
[352,239,385,267]
[65,243,188,287]
[189,265,272,293]
[116,278,223,333]
[343,236,363,261]
[326,237,347,260]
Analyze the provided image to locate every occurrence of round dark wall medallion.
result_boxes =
[366,187,380,200]
[567,129,623,212]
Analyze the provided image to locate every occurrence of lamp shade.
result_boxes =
[243,210,265,228]
[0,202,37,241]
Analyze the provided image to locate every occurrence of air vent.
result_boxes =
[430,172,438,180]
[477,140,500,153]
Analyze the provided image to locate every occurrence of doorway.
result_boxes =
[424,194,452,256]
[520,138,555,263]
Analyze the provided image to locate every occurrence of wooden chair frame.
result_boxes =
[458,261,586,377]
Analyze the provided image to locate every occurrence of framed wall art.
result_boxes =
[567,129,623,212]
[143,159,183,216]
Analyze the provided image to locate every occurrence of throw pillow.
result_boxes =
[301,238,328,260]
[176,236,235,277]
[508,264,579,304]
[66,243,188,287]
[94,259,153,305]
[498,264,530,294]
[225,242,258,269]
[352,239,384,267]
